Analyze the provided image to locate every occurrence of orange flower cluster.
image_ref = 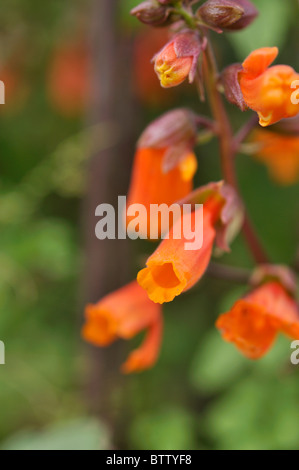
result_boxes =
[83,2,299,373]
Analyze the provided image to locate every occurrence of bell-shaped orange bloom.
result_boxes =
[126,147,197,238]
[239,47,299,126]
[251,129,299,185]
[137,196,223,303]
[216,281,299,359]
[82,281,162,373]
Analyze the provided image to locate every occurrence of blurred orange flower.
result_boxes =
[251,129,299,185]
[82,281,162,373]
[48,41,89,117]
[126,147,197,238]
[0,59,30,113]
[216,281,299,359]
[137,196,223,304]
[239,47,299,126]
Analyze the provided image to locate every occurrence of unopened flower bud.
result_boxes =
[138,108,198,173]
[131,1,172,27]
[153,31,205,88]
[138,108,197,149]
[198,0,258,31]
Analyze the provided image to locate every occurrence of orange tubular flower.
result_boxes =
[137,196,223,304]
[239,47,299,126]
[251,129,299,185]
[126,147,197,238]
[82,281,162,373]
[216,281,299,359]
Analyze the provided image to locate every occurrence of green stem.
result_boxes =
[172,6,197,28]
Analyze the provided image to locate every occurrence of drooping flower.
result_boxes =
[239,47,299,126]
[82,281,162,373]
[216,281,299,359]
[251,128,299,185]
[154,31,205,88]
[131,0,179,27]
[137,191,227,304]
[133,28,175,107]
[126,109,198,238]
[127,148,197,238]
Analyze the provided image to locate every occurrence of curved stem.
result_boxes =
[203,42,269,265]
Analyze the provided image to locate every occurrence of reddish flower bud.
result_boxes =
[138,108,198,172]
[251,129,299,185]
[137,182,242,304]
[216,281,299,359]
[131,1,174,27]
[178,181,244,252]
[153,31,205,88]
[198,0,258,32]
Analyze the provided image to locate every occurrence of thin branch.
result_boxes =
[207,262,251,284]
[203,41,269,265]
[233,114,259,151]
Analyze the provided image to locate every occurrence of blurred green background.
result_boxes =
[0,0,299,450]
